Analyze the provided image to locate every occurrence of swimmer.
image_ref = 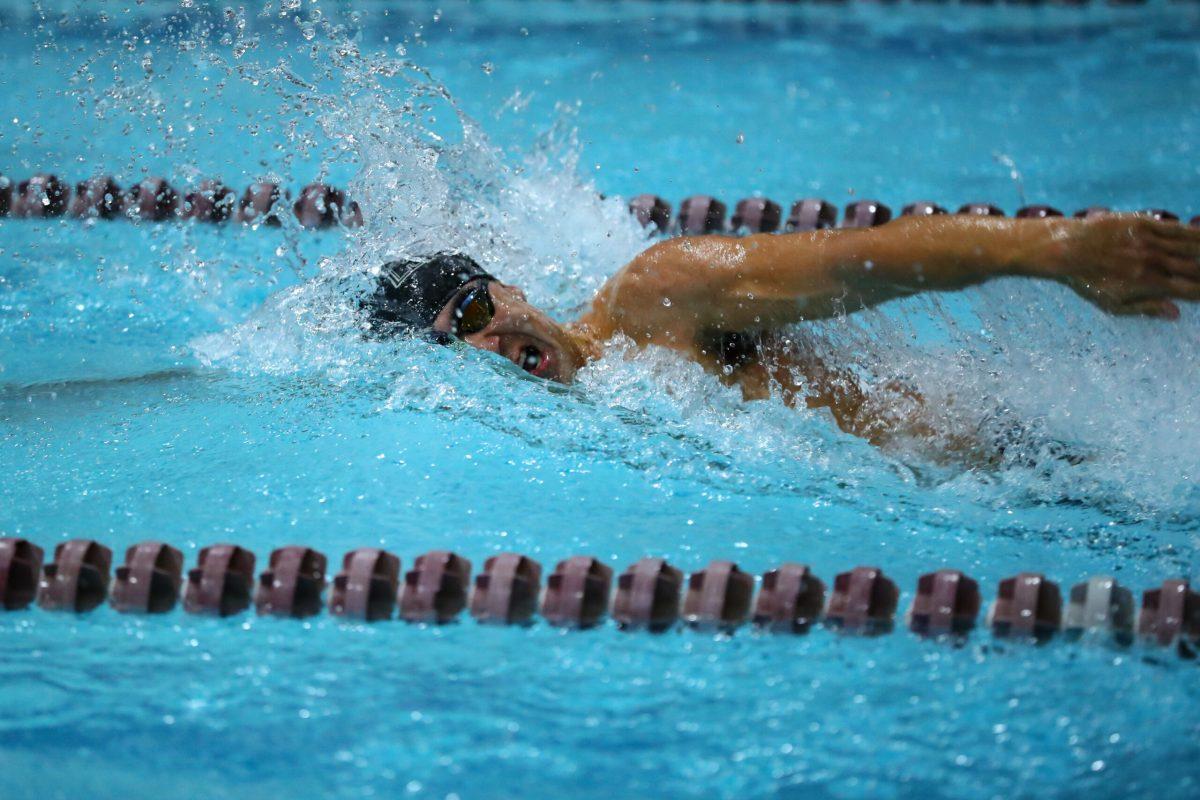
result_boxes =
[363,214,1200,452]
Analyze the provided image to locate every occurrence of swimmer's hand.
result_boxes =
[1044,215,1200,319]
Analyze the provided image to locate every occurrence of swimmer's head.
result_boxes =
[363,252,586,383]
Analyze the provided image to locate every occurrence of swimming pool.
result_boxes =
[2,1,1199,797]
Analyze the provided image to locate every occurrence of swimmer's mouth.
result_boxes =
[519,344,553,379]
[496,328,561,381]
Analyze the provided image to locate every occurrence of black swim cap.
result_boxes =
[362,252,494,337]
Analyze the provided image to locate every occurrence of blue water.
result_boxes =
[2,1,1200,798]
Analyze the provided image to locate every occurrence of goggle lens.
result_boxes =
[452,283,494,337]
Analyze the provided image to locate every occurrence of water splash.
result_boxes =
[183,21,1200,523]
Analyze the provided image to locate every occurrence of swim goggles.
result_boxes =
[432,279,495,343]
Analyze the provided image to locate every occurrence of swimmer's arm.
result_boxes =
[817,213,1200,320]
[588,214,1200,339]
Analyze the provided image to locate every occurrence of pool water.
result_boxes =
[2,1,1199,798]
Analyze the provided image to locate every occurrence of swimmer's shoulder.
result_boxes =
[578,236,749,345]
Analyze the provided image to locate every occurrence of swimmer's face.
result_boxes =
[432,280,583,383]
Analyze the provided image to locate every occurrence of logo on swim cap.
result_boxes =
[362,252,494,336]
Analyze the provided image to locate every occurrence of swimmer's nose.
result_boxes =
[487,281,529,306]
[479,292,524,333]
[459,286,539,353]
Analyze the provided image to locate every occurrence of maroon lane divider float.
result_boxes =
[400,551,472,623]
[543,556,613,630]
[183,544,256,616]
[908,569,980,637]
[753,563,825,634]
[110,541,183,614]
[471,553,542,626]
[2,537,1197,657]
[786,198,838,232]
[331,548,400,622]
[731,198,782,234]
[825,565,898,634]
[255,546,327,619]
[1140,579,1200,649]
[0,538,43,611]
[683,560,755,632]
[37,540,112,613]
[613,557,684,632]
[989,572,1062,641]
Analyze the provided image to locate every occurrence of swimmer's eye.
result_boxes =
[520,346,542,373]
[450,281,495,337]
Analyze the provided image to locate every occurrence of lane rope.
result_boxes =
[0,173,1193,232]
[0,173,362,228]
[2,537,1197,656]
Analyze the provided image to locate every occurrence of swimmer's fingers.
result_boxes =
[1120,268,1200,302]
[1147,247,1200,284]
[1074,272,1191,317]
[1143,218,1200,241]
[1146,220,1200,247]
[1146,232,1200,274]
[1163,275,1200,301]
[1165,255,1200,283]
[1111,298,1181,320]
[1143,251,1200,285]
[1132,248,1200,294]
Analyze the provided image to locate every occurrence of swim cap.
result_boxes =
[362,252,494,337]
